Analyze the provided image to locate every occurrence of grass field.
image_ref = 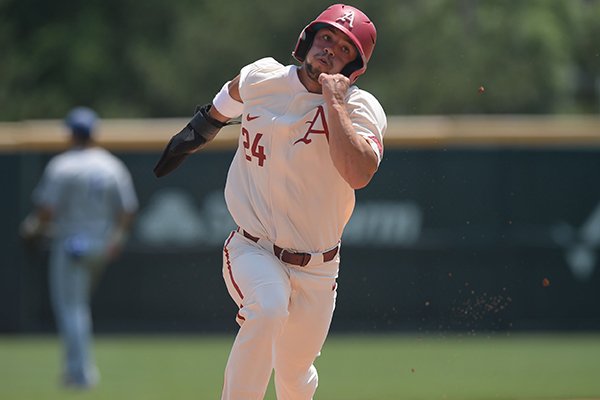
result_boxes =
[1,333,599,400]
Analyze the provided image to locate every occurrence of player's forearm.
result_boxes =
[210,75,243,124]
[154,75,243,178]
[327,103,378,189]
[115,211,135,234]
[107,211,135,258]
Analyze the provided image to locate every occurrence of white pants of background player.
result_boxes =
[49,237,103,388]
[222,230,340,400]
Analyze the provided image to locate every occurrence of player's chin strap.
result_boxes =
[153,104,239,177]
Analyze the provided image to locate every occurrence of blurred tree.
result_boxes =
[574,0,600,113]
[0,0,598,119]
[370,0,580,114]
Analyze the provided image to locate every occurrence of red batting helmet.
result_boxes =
[292,4,377,83]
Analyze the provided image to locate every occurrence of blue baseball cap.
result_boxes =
[65,106,98,138]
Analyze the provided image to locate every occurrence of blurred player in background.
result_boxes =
[154,3,386,399]
[20,107,139,389]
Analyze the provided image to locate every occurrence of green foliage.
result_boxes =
[0,0,599,119]
[575,0,600,113]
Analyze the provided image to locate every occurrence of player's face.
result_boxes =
[304,27,358,80]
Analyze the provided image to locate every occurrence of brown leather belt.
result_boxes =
[241,229,338,267]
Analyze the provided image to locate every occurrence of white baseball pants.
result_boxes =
[49,240,100,388]
[221,230,340,400]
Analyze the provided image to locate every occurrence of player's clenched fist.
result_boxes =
[319,73,350,103]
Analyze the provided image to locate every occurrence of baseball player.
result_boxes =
[20,107,138,389]
[154,4,386,399]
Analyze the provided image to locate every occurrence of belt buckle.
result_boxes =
[278,248,286,262]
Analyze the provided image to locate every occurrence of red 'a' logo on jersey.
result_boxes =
[294,106,329,145]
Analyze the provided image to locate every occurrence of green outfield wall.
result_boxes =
[2,116,600,333]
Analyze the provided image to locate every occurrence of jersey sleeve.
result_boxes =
[238,57,285,101]
[32,157,64,209]
[347,89,387,165]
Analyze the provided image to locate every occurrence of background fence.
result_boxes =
[2,116,600,333]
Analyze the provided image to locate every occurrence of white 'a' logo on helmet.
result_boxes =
[336,10,355,29]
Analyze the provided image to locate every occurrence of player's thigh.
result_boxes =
[49,244,91,307]
[276,266,338,361]
[222,231,290,305]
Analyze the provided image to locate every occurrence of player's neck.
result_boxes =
[297,66,322,94]
[70,139,95,149]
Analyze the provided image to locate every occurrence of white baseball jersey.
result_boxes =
[224,57,386,253]
[34,147,138,240]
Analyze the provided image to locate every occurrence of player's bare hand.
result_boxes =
[106,242,122,262]
[319,73,350,104]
